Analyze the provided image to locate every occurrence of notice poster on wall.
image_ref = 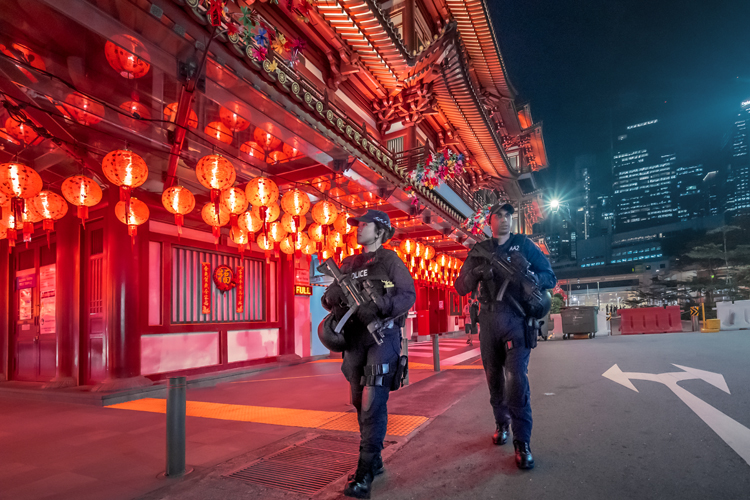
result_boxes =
[19,288,32,320]
[201,262,211,315]
[39,264,56,334]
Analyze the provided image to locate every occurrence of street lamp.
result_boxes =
[550,199,560,211]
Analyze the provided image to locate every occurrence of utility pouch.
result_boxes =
[391,355,408,391]
[525,317,539,349]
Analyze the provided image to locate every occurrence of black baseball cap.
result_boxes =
[347,209,392,228]
[489,203,514,216]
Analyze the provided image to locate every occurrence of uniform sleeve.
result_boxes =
[524,239,557,290]
[381,252,416,318]
[454,253,482,296]
[320,256,354,311]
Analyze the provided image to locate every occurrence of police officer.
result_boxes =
[321,209,415,499]
[454,203,556,470]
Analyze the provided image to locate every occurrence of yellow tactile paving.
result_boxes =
[107,398,428,436]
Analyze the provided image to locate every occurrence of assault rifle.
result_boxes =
[470,244,551,320]
[317,258,394,345]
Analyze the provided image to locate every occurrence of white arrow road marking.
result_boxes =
[603,364,750,467]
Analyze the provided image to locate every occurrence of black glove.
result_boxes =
[356,302,380,325]
[472,264,493,280]
[322,284,346,311]
[372,294,391,316]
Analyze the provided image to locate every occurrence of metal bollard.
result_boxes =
[401,336,410,386]
[166,376,187,477]
[432,334,440,372]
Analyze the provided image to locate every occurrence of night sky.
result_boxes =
[489,0,750,195]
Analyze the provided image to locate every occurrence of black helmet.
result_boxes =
[318,314,346,352]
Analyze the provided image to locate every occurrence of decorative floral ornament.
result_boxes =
[407,148,466,190]
[462,204,491,236]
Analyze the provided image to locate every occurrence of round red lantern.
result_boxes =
[220,187,248,228]
[4,117,38,145]
[118,101,151,131]
[61,175,102,226]
[333,211,354,235]
[19,202,43,243]
[30,190,68,237]
[280,189,311,217]
[101,149,148,209]
[238,211,263,240]
[251,202,280,223]
[161,186,195,235]
[245,177,279,208]
[312,200,338,226]
[196,154,236,215]
[266,151,288,164]
[240,141,264,159]
[201,201,230,242]
[308,222,324,243]
[105,35,151,79]
[0,43,46,80]
[253,128,281,151]
[164,103,198,129]
[327,230,344,250]
[281,213,306,234]
[311,176,331,192]
[63,93,105,126]
[256,232,273,261]
[219,104,250,131]
[279,235,295,255]
[268,220,288,244]
[423,245,436,260]
[230,227,250,256]
[399,238,416,256]
[205,121,233,145]
[301,239,316,256]
[282,143,301,159]
[329,187,346,200]
[0,162,43,200]
[115,197,149,242]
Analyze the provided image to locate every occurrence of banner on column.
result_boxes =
[236,266,244,313]
[201,262,211,315]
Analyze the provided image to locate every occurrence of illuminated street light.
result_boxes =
[550,199,560,211]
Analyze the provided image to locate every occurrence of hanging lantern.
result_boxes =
[268,220,288,246]
[201,202,230,242]
[0,43,46,80]
[230,227,250,256]
[219,104,250,131]
[161,186,195,235]
[29,191,68,243]
[102,149,149,206]
[256,232,273,262]
[329,186,346,200]
[280,188,310,235]
[61,175,102,226]
[281,213,306,234]
[251,202,280,223]
[312,200,338,226]
[63,93,105,126]
[333,211,355,235]
[301,238,316,258]
[308,223,325,243]
[279,235,295,255]
[0,207,17,246]
[399,238,416,256]
[115,197,149,242]
[205,121,233,145]
[196,154,236,215]
[423,245,436,260]
[241,141,264,159]
[414,241,424,259]
[19,202,43,243]
[238,210,263,242]
[361,191,380,207]
[118,101,151,131]
[311,176,331,192]
[253,128,281,151]
[320,247,334,261]
[246,177,279,231]
[294,232,311,252]
[282,143,301,159]
[105,35,151,79]
[4,117,38,145]
[327,230,344,250]
[220,187,248,228]
[267,151,288,164]
[164,103,198,129]
[0,162,43,200]
[347,232,361,251]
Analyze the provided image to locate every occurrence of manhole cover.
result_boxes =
[225,434,383,496]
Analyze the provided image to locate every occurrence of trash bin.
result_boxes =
[560,306,599,339]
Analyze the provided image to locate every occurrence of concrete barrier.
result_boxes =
[620,306,683,334]
[550,313,563,337]
[597,311,610,336]
[716,300,750,330]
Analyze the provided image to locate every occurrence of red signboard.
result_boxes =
[201,262,211,315]
[236,266,245,313]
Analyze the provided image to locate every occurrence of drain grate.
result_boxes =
[225,435,376,496]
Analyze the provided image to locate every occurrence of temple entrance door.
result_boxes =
[12,242,57,382]
[83,225,106,385]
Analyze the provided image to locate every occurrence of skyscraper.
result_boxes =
[726,99,750,213]
[612,118,677,231]
[675,163,705,221]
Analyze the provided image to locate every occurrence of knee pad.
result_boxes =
[360,363,393,388]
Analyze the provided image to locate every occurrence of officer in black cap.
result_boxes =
[455,203,556,470]
[321,209,415,499]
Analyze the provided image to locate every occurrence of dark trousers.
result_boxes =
[478,308,533,443]
[341,329,401,462]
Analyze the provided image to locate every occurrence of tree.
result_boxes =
[550,294,564,314]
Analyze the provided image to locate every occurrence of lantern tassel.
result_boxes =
[77,205,88,228]
[175,214,184,240]
[212,226,220,246]
[128,225,137,246]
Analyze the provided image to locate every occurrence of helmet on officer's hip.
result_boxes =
[318,314,347,352]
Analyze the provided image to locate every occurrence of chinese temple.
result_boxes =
[0,0,548,389]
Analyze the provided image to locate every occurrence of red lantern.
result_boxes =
[201,202,230,243]
[164,103,198,129]
[238,210,263,242]
[63,93,105,126]
[0,162,43,200]
[266,151,288,164]
[220,186,248,228]
[311,176,331,192]
[105,35,151,79]
[4,117,38,145]
[241,141,264,159]
[253,128,281,151]
[219,104,250,131]
[399,238,416,256]
[423,245,436,260]
[61,175,102,226]
[282,143,302,159]
[256,232,273,262]
[118,101,151,131]
[102,149,149,209]
[30,191,68,244]
[230,227,250,256]
[251,203,280,224]
[114,197,149,243]
[246,177,279,232]
[0,207,18,247]
[0,43,46,81]
[312,200,338,226]
[327,230,345,250]
[205,121,233,145]
[279,235,296,255]
[196,154,236,215]
[329,187,346,199]
[334,211,355,235]
[161,186,195,235]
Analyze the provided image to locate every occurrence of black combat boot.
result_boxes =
[372,454,385,476]
[492,423,509,445]
[513,440,534,470]
[344,458,375,499]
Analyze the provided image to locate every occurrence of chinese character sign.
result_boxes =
[201,262,211,315]
[236,266,245,314]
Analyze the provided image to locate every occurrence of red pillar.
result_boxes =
[43,211,80,388]
[93,188,151,392]
[278,253,296,356]
[0,240,8,381]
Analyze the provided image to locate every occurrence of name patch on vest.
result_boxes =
[352,269,368,279]
[508,245,520,252]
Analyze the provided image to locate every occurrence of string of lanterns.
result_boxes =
[395,237,463,288]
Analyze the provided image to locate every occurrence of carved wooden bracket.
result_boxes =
[372,81,438,134]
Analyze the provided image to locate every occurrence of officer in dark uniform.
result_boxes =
[455,203,556,470]
[321,209,415,499]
